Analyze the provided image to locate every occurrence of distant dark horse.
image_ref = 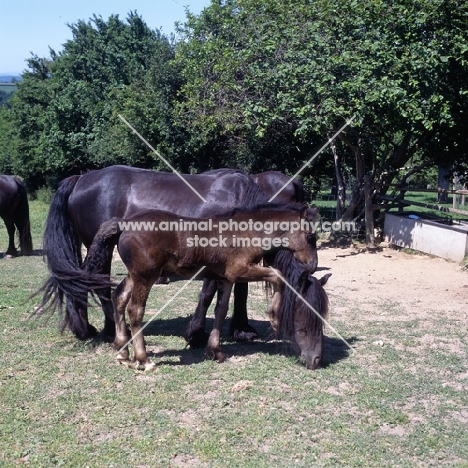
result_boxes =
[0,175,33,257]
[39,166,317,341]
[79,203,326,369]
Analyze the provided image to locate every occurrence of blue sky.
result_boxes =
[0,0,210,75]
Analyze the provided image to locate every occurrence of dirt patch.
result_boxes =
[318,243,468,321]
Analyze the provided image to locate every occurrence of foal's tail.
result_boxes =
[13,178,33,255]
[83,218,123,277]
[36,175,109,338]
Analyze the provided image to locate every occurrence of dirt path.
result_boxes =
[318,243,468,321]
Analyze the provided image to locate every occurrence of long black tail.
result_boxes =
[35,176,112,338]
[13,178,33,255]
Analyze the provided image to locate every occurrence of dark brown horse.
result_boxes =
[40,166,316,341]
[184,170,313,345]
[0,175,33,257]
[80,203,325,369]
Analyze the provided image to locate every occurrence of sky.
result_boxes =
[0,0,210,75]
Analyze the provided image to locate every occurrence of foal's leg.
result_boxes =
[205,281,233,363]
[183,278,217,347]
[185,280,259,346]
[230,264,284,333]
[126,277,155,371]
[112,276,133,363]
[264,270,284,333]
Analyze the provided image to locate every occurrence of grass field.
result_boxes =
[0,200,467,467]
[313,190,468,227]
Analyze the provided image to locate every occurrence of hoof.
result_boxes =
[103,330,116,343]
[216,351,227,363]
[205,347,227,363]
[204,347,216,361]
[117,357,133,368]
[2,253,16,259]
[184,328,210,348]
[73,324,98,341]
[143,361,157,372]
[116,349,130,361]
[230,323,259,342]
[155,276,170,285]
[232,330,258,342]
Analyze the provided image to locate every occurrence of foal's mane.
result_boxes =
[211,202,307,220]
[272,250,328,338]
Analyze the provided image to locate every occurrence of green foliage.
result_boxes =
[0,1,467,204]
[33,186,55,204]
[3,13,176,189]
[0,106,19,174]
[173,0,468,215]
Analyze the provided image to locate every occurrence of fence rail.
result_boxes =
[378,194,468,217]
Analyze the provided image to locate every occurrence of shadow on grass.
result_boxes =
[321,335,359,368]
[121,315,356,368]
[0,248,44,258]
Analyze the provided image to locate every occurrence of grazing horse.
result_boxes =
[40,165,317,342]
[0,175,33,257]
[80,203,323,369]
[268,249,331,369]
[184,170,314,345]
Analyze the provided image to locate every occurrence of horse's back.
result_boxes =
[67,165,267,245]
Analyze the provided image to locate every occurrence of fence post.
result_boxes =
[364,174,375,248]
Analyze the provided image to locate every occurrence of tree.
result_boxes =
[6,12,176,189]
[174,0,468,225]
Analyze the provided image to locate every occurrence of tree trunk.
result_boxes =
[364,174,375,248]
[340,133,365,222]
[437,164,451,204]
[331,141,346,220]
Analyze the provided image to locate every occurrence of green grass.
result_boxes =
[403,192,468,221]
[0,200,467,467]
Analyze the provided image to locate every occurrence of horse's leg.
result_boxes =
[98,256,116,342]
[112,276,133,363]
[205,281,233,363]
[184,278,217,347]
[266,280,282,333]
[229,264,284,333]
[4,217,18,257]
[230,283,259,342]
[99,286,116,342]
[126,277,155,371]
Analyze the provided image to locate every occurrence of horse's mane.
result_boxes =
[272,250,328,338]
[211,202,306,219]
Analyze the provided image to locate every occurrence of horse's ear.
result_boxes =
[317,273,332,286]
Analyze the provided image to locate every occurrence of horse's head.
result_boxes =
[289,271,330,369]
[287,206,319,272]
